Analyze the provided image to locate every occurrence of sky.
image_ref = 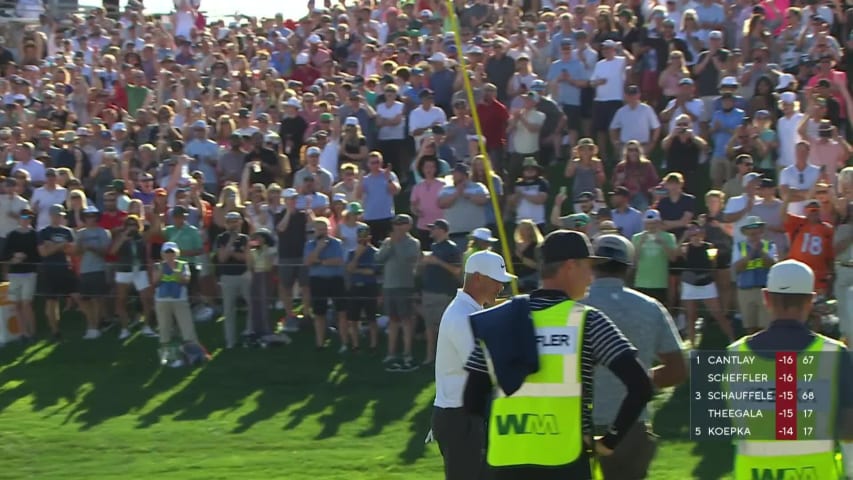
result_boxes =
[78,0,309,21]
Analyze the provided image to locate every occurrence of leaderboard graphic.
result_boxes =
[691,350,835,442]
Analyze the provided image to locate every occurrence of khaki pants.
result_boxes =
[737,288,771,330]
[220,273,251,347]
[834,266,853,342]
[155,300,198,344]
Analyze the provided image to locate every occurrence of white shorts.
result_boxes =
[115,270,151,291]
[8,273,37,302]
[681,281,718,301]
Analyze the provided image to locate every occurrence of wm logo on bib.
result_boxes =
[750,467,818,480]
[535,327,579,355]
[495,414,560,435]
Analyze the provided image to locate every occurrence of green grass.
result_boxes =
[0,310,736,480]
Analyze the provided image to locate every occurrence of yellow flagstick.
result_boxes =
[444,0,519,295]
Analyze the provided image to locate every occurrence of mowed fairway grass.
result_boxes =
[0,310,734,480]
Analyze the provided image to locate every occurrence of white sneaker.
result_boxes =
[118,328,131,340]
[140,326,158,337]
[168,359,184,368]
[83,329,101,340]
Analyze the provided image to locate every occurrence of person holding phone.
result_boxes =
[304,217,346,350]
[803,120,850,186]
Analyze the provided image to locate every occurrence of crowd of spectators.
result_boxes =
[0,0,852,367]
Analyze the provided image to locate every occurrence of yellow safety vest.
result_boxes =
[159,260,187,282]
[484,300,587,467]
[739,241,770,271]
[725,334,845,480]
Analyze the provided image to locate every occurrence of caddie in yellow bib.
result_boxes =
[722,259,853,480]
[465,230,655,479]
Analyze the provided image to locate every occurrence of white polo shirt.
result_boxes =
[591,56,627,102]
[408,105,447,147]
[434,289,483,408]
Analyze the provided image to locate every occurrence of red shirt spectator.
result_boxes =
[99,199,128,262]
[290,60,321,88]
[477,87,509,150]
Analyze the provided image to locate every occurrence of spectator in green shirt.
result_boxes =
[631,209,679,308]
[125,69,152,115]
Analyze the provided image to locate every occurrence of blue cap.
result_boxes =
[560,37,573,46]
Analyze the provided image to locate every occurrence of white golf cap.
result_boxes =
[776,73,795,91]
[161,242,181,255]
[720,76,739,87]
[281,187,298,198]
[307,34,321,44]
[643,209,662,222]
[429,52,447,63]
[296,52,310,65]
[111,122,127,131]
[464,250,516,283]
[780,91,797,104]
[285,97,302,109]
[766,260,814,295]
[344,116,359,126]
[470,227,498,242]
[741,172,762,187]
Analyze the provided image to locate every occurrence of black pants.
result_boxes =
[376,139,408,179]
[594,422,658,479]
[414,228,432,251]
[366,218,393,247]
[432,407,488,480]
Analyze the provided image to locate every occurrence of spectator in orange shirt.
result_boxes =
[783,199,835,293]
